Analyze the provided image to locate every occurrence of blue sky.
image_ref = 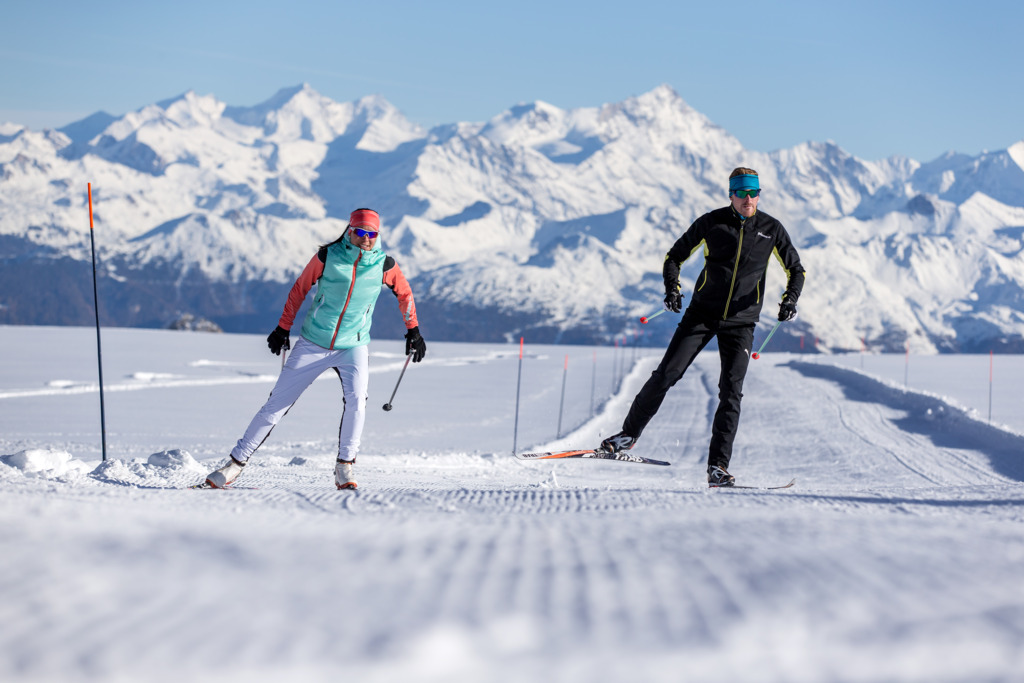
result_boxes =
[2,0,1020,162]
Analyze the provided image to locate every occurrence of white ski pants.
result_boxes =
[231,337,369,463]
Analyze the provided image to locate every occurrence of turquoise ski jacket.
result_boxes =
[300,238,387,350]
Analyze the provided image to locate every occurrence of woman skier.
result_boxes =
[204,208,426,490]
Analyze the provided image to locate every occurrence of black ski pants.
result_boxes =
[621,309,755,470]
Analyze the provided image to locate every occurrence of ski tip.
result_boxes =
[514,449,594,461]
[634,457,671,466]
[709,477,796,490]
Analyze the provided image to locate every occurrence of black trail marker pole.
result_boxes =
[87,184,108,461]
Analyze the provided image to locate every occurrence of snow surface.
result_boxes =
[1,325,1023,682]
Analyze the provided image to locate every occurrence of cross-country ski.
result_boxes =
[189,481,258,490]
[710,478,796,490]
[515,448,670,466]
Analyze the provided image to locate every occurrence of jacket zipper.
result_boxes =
[722,227,744,320]
[329,251,362,348]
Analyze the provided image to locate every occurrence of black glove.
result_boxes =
[778,299,798,322]
[267,325,290,355]
[405,326,426,363]
[664,289,683,313]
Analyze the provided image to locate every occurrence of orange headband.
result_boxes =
[349,209,380,230]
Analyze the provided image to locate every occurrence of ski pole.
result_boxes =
[382,352,413,411]
[639,308,667,324]
[751,321,782,360]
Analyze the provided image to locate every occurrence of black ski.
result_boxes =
[515,449,670,466]
[710,478,796,490]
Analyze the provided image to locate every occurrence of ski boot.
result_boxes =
[597,431,636,454]
[206,456,246,489]
[335,459,357,490]
[707,465,736,487]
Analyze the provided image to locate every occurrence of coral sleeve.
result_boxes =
[382,260,419,329]
[277,253,325,330]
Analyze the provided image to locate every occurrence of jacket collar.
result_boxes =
[730,205,756,224]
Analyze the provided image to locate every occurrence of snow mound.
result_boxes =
[89,449,207,488]
[147,448,204,469]
[0,448,90,479]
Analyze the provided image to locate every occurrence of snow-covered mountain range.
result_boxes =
[2,84,1023,352]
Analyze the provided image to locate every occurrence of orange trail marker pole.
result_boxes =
[87,183,108,461]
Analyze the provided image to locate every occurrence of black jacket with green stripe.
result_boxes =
[664,206,805,324]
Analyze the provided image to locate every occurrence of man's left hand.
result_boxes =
[778,300,798,322]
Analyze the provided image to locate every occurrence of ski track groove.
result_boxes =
[834,399,945,486]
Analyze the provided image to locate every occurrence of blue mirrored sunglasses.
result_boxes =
[731,189,761,198]
[353,228,378,238]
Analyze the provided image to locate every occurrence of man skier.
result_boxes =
[204,208,427,490]
[597,167,805,486]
